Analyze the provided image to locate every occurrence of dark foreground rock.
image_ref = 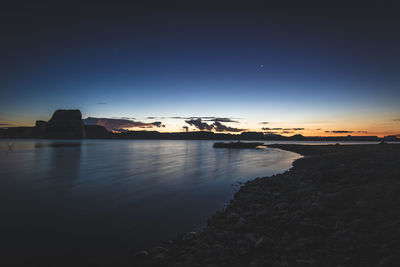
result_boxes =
[136,144,400,267]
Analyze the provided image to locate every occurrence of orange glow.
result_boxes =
[4,118,400,138]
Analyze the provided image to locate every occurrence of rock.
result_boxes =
[134,250,148,260]
[377,255,400,267]
[274,202,289,210]
[150,253,166,264]
[139,144,400,267]
[245,232,256,243]
[35,120,47,137]
[212,243,225,253]
[234,217,246,229]
[282,232,291,243]
[255,237,266,248]
[291,238,312,250]
[149,246,168,255]
[355,199,368,209]
[44,109,85,139]
[227,212,240,223]
[85,125,109,138]
[183,231,198,241]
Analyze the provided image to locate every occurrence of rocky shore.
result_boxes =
[136,144,400,267]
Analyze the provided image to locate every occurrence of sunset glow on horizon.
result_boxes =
[1,3,399,138]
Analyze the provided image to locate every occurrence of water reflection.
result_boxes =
[1,139,302,266]
[49,143,81,181]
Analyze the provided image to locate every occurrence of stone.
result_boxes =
[44,109,85,139]
[85,125,109,138]
[134,250,148,260]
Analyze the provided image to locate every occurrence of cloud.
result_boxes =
[325,130,367,134]
[394,119,400,122]
[171,116,238,123]
[146,117,156,119]
[259,122,269,125]
[84,117,163,131]
[111,117,136,120]
[206,118,239,123]
[325,130,354,133]
[263,127,305,134]
[213,121,244,132]
[96,102,107,105]
[283,128,304,131]
[185,118,244,132]
[185,118,214,131]
[0,123,11,126]
[261,127,283,130]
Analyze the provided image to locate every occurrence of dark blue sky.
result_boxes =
[1,2,400,135]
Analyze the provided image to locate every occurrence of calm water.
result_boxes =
[1,139,353,266]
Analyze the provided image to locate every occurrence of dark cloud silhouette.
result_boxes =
[152,122,162,127]
[111,116,136,120]
[263,127,305,133]
[206,118,239,123]
[394,119,400,121]
[283,128,304,131]
[171,116,238,122]
[185,119,214,131]
[263,131,279,134]
[185,118,244,132]
[259,122,269,125]
[146,117,156,119]
[261,127,283,130]
[325,130,354,133]
[84,117,163,131]
[0,123,11,126]
[213,121,243,132]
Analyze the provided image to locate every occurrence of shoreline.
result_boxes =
[137,144,400,266]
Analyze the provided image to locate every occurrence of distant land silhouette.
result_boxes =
[0,109,399,141]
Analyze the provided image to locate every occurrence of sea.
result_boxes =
[0,139,378,266]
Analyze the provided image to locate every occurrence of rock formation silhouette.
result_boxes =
[44,110,85,139]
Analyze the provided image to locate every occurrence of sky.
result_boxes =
[1,2,400,137]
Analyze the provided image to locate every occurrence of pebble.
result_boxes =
[137,145,400,267]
